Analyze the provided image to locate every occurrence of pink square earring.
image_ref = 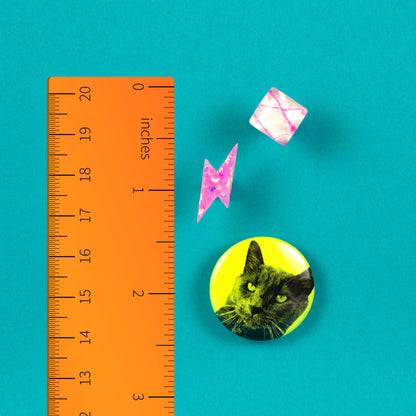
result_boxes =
[249,87,307,145]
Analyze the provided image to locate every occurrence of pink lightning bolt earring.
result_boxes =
[197,144,238,222]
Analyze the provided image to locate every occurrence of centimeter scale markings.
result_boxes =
[47,77,175,415]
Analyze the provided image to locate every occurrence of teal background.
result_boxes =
[1,1,415,414]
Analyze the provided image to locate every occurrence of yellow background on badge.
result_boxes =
[210,237,315,335]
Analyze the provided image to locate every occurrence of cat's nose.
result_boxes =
[250,306,262,316]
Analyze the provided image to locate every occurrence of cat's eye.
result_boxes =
[247,282,256,292]
[276,295,287,303]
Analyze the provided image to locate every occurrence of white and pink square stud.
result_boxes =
[249,87,307,145]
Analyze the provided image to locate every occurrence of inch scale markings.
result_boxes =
[47,77,174,415]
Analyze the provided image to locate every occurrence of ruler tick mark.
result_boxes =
[148,85,175,88]
[49,92,75,95]
[49,377,75,380]
[148,292,174,295]
[148,396,175,399]
[49,296,75,299]
[48,336,75,339]
[149,189,173,192]
[48,214,75,217]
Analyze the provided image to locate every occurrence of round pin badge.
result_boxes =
[210,237,314,341]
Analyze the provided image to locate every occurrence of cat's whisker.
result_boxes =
[268,321,283,337]
[268,324,279,339]
[274,324,282,338]
[219,309,237,315]
[232,316,244,333]
[219,309,237,318]
[223,315,237,324]
[224,315,242,326]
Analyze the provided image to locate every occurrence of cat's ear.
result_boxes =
[288,268,314,296]
[244,240,264,274]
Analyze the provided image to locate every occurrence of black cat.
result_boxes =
[216,240,313,341]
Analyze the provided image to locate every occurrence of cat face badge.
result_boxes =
[210,237,314,341]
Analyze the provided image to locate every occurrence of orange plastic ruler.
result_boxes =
[47,77,174,415]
